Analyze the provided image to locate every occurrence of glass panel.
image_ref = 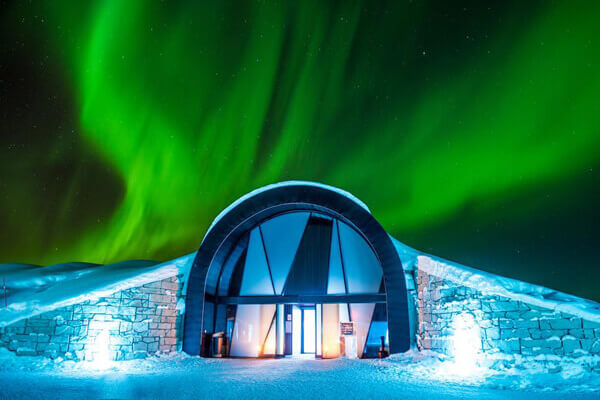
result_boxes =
[240,228,274,295]
[260,212,310,294]
[339,303,350,323]
[229,304,275,357]
[349,303,376,358]
[363,302,388,357]
[316,304,322,356]
[292,306,301,355]
[277,304,285,355]
[218,236,248,296]
[338,222,382,294]
[303,308,316,353]
[338,304,352,357]
[263,317,276,355]
[327,221,346,294]
[322,303,340,358]
[364,321,388,358]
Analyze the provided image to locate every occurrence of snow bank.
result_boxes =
[0,253,195,327]
[417,255,600,323]
[381,349,600,393]
[0,346,597,394]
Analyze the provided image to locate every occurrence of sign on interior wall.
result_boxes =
[340,322,354,336]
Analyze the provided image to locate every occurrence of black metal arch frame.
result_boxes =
[182,183,410,356]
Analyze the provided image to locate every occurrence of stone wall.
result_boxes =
[415,268,600,365]
[0,275,184,361]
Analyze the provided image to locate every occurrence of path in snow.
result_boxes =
[0,357,597,400]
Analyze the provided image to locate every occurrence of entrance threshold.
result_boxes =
[289,354,315,360]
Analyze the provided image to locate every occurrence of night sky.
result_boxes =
[1,1,599,301]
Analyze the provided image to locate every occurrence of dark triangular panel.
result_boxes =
[283,216,333,296]
[362,303,388,358]
[227,247,248,296]
[378,277,386,294]
[218,233,249,296]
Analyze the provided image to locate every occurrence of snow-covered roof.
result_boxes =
[0,254,195,327]
[204,181,371,243]
[394,239,600,323]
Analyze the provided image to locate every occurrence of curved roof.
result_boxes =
[204,181,371,243]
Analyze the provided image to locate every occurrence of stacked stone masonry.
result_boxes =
[415,268,600,360]
[0,276,184,361]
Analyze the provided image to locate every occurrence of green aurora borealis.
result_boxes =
[1,1,599,299]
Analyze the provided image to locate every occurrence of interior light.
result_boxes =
[449,313,481,376]
[91,328,113,370]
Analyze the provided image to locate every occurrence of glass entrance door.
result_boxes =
[301,306,316,354]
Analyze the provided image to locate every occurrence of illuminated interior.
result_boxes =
[212,211,389,359]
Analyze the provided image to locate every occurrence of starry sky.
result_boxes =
[1,1,599,300]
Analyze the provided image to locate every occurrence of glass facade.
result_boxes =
[229,304,276,357]
[216,212,389,359]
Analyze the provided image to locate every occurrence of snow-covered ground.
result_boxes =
[0,349,598,399]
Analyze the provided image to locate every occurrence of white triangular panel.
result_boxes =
[262,316,276,355]
[240,228,274,295]
[327,222,346,294]
[338,222,382,294]
[339,303,350,323]
[350,303,376,358]
[260,212,310,294]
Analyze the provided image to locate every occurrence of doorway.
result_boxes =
[301,306,316,354]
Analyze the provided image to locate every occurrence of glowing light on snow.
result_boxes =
[90,328,113,370]
[449,313,481,376]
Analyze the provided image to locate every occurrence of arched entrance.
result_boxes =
[183,182,410,357]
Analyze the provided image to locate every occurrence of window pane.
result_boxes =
[338,222,382,294]
[240,228,274,295]
[364,321,388,358]
[349,303,375,357]
[230,304,276,357]
[260,212,309,294]
[303,309,316,353]
[327,221,346,294]
[322,303,340,359]
[263,317,276,355]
